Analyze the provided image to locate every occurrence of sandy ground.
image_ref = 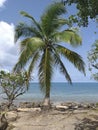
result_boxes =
[7,108,98,130]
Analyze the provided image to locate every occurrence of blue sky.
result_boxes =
[0,0,97,82]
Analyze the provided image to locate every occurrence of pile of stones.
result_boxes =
[18,101,98,111]
[55,102,97,111]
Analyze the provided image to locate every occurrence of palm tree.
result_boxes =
[14,2,85,106]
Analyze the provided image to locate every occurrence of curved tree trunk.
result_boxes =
[0,114,8,130]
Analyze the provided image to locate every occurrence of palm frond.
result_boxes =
[38,49,53,94]
[13,37,44,72]
[13,48,33,72]
[27,51,40,78]
[41,2,66,36]
[52,47,72,83]
[56,44,85,75]
[20,11,42,32]
[15,23,32,42]
[54,29,82,46]
[15,22,42,42]
[20,37,44,51]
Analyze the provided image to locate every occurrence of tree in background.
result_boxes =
[88,40,98,81]
[14,2,85,106]
[0,71,28,108]
[63,0,98,27]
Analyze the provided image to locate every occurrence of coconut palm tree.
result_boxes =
[14,2,85,106]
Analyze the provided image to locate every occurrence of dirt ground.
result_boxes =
[7,108,98,130]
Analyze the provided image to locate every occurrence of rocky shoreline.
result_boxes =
[0,101,97,111]
[17,101,97,110]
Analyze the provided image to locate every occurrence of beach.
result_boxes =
[2,102,98,130]
[1,82,98,130]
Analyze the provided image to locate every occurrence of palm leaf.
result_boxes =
[13,49,33,72]
[15,23,33,42]
[20,37,44,51]
[54,29,82,46]
[15,22,42,42]
[52,47,72,83]
[13,37,44,71]
[41,2,66,36]
[56,44,85,74]
[20,11,42,33]
[27,51,40,78]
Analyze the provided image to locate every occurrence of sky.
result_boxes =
[0,0,97,82]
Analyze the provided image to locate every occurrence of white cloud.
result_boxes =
[0,21,18,71]
[0,0,6,7]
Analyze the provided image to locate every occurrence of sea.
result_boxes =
[0,82,98,104]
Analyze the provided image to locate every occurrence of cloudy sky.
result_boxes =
[0,0,97,82]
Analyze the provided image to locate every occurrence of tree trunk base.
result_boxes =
[43,97,50,106]
[42,97,51,110]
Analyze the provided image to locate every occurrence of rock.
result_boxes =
[61,102,78,109]
[81,104,90,109]
[19,102,42,108]
[17,107,41,112]
[56,105,69,111]
[33,102,42,107]
[6,111,18,122]
[57,102,98,111]
[19,102,33,108]
[90,103,96,109]
[73,105,78,109]
[78,103,84,109]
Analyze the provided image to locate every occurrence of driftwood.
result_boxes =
[0,113,8,130]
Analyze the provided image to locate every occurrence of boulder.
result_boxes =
[56,105,69,111]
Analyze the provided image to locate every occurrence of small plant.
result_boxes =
[0,70,29,108]
[96,103,98,107]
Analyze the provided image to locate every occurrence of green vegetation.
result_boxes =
[88,40,98,81]
[14,2,85,106]
[0,71,28,108]
[65,0,98,27]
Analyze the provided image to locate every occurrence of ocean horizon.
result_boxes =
[0,82,98,104]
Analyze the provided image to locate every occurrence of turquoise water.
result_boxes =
[0,82,98,103]
[17,82,98,103]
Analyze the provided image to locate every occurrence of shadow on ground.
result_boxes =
[75,117,98,130]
